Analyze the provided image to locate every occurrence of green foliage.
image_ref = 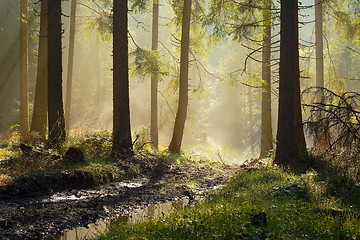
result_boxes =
[131,47,164,78]
[132,125,150,150]
[92,166,360,240]
[204,0,262,41]
[0,130,115,187]
[130,0,150,13]
[310,154,360,207]
[85,0,151,41]
[85,3,112,42]
[69,129,113,161]
[326,0,360,42]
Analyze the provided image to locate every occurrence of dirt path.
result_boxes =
[0,161,241,239]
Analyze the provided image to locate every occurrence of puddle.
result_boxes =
[44,178,149,203]
[46,198,189,240]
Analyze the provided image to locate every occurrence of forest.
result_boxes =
[0,0,359,239]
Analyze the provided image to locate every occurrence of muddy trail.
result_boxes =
[0,160,241,240]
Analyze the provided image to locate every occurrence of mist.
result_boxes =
[0,0,359,163]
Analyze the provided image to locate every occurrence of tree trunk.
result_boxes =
[259,0,273,159]
[315,0,324,104]
[96,38,102,114]
[47,0,66,146]
[168,0,192,154]
[151,0,159,150]
[31,0,48,139]
[248,91,255,156]
[274,0,306,167]
[20,0,29,139]
[65,0,77,134]
[314,0,327,151]
[112,0,132,153]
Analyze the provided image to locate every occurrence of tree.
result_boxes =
[315,0,324,99]
[206,0,275,158]
[20,0,29,139]
[313,0,326,150]
[274,0,307,167]
[168,0,192,154]
[31,0,48,139]
[259,0,273,158]
[65,0,77,133]
[112,0,132,153]
[47,0,66,146]
[151,0,159,149]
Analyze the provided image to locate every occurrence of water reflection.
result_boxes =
[49,198,189,240]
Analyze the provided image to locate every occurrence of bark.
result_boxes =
[315,0,324,105]
[314,0,326,151]
[65,0,77,134]
[274,0,306,167]
[112,0,132,153]
[248,91,255,156]
[20,0,29,139]
[259,0,273,159]
[168,0,192,154]
[31,0,48,139]
[47,0,66,146]
[151,0,159,150]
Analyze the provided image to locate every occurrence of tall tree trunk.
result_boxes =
[65,0,77,134]
[314,0,327,151]
[112,0,132,153]
[47,0,66,146]
[274,0,306,167]
[248,91,255,156]
[259,0,273,159]
[20,0,29,139]
[151,0,159,150]
[168,0,192,154]
[31,0,48,139]
[315,0,324,104]
[96,38,102,114]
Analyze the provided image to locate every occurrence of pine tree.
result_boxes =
[64,0,77,133]
[168,0,192,154]
[47,0,66,146]
[112,0,132,153]
[151,0,159,149]
[274,0,307,167]
[20,0,29,139]
[31,0,48,139]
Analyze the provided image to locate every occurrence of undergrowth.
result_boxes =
[0,129,226,188]
[92,166,360,240]
[0,130,118,187]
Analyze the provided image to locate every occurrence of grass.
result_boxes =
[92,165,360,240]
[0,129,121,187]
[0,129,228,190]
[1,129,359,239]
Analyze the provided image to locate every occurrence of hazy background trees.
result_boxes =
[0,0,358,162]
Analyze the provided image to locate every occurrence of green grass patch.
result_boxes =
[0,130,120,187]
[92,167,360,240]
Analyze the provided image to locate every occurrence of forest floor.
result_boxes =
[94,162,360,240]
[1,132,359,239]
[0,145,242,240]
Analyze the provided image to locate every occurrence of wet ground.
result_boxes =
[0,160,241,239]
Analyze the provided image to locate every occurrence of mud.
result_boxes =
[0,160,240,239]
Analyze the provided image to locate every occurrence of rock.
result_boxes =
[19,144,33,154]
[251,212,267,226]
[63,147,85,164]
[184,190,194,202]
